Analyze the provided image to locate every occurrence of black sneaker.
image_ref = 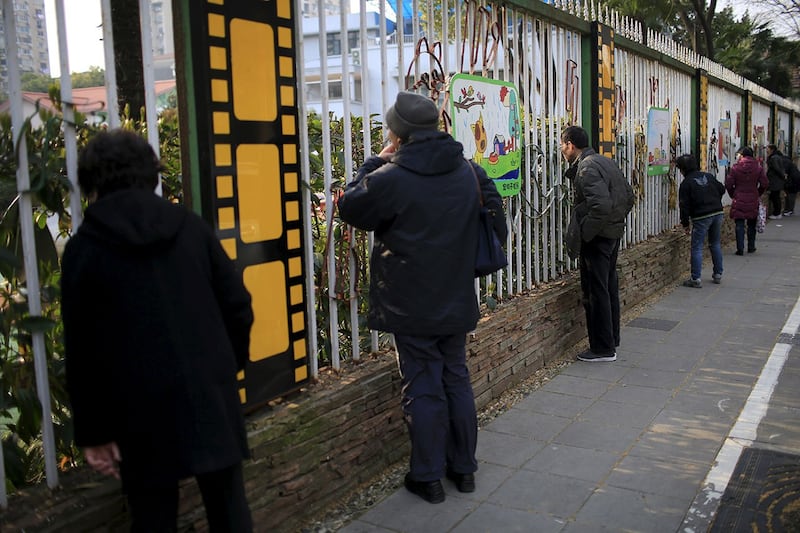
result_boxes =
[577,349,617,362]
[735,250,744,256]
[404,473,445,503]
[446,470,476,493]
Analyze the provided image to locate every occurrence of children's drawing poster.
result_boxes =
[449,73,521,197]
[718,118,731,167]
[646,107,671,176]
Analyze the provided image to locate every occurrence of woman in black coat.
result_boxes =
[62,130,254,531]
[766,144,787,218]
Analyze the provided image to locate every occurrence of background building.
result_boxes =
[0,0,50,95]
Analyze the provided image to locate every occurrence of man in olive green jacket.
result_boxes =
[562,126,634,362]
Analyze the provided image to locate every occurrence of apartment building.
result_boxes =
[0,0,50,95]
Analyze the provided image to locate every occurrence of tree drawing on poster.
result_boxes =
[646,107,671,176]
[449,73,521,197]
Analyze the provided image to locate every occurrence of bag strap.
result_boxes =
[466,160,483,207]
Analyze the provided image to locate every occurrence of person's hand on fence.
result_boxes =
[84,442,121,480]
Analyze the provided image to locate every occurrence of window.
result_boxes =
[326,31,360,56]
[305,80,344,101]
[326,33,341,56]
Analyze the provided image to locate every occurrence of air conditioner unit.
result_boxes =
[351,49,361,66]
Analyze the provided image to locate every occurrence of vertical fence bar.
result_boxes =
[100,0,119,127]
[339,7,359,361]
[55,0,82,230]
[296,0,319,378]
[3,0,58,490]
[318,0,340,370]
[139,0,162,195]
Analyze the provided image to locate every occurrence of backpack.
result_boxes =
[783,156,800,193]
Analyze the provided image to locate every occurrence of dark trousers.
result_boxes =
[769,190,783,216]
[579,236,621,354]
[734,218,757,253]
[127,463,252,532]
[394,333,478,482]
[785,192,796,214]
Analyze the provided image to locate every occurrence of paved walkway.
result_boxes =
[341,215,800,533]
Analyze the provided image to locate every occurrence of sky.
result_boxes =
[43,0,774,77]
[44,0,104,77]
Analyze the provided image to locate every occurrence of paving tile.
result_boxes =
[538,374,614,399]
[450,502,564,533]
[627,429,723,466]
[354,489,476,533]
[599,383,673,405]
[513,390,594,418]
[663,391,744,422]
[486,470,595,517]
[482,408,572,441]
[573,485,689,532]
[619,367,688,389]
[523,443,620,482]
[552,420,643,453]
[339,520,396,533]
[561,360,630,382]
[577,399,662,429]
[631,352,702,372]
[647,409,732,438]
[476,428,546,468]
[604,454,707,500]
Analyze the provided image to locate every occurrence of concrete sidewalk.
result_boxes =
[340,215,800,533]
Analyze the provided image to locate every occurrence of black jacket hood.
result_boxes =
[79,189,187,250]
[392,130,466,175]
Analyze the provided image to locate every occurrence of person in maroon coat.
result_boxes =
[725,146,768,255]
[62,130,254,531]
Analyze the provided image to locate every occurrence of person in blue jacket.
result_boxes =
[337,91,507,504]
[677,153,725,288]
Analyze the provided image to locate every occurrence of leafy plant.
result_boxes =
[306,111,389,365]
[0,91,181,492]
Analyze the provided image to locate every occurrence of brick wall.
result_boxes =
[1,223,733,532]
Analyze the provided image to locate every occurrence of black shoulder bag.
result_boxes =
[468,162,508,277]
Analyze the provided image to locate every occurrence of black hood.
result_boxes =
[391,130,466,175]
[78,189,187,250]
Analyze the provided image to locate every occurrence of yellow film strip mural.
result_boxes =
[697,70,709,170]
[592,23,616,158]
[177,0,309,409]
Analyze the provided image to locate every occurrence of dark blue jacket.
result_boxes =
[679,171,726,227]
[338,130,506,335]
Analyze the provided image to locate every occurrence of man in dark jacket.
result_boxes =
[677,153,725,288]
[338,91,507,504]
[562,126,634,363]
[62,130,254,531]
[766,144,787,218]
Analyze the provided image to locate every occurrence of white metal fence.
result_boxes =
[2,0,799,508]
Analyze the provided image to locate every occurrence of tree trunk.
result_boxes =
[110,0,145,122]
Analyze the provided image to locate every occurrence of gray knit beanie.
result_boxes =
[385,92,439,140]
